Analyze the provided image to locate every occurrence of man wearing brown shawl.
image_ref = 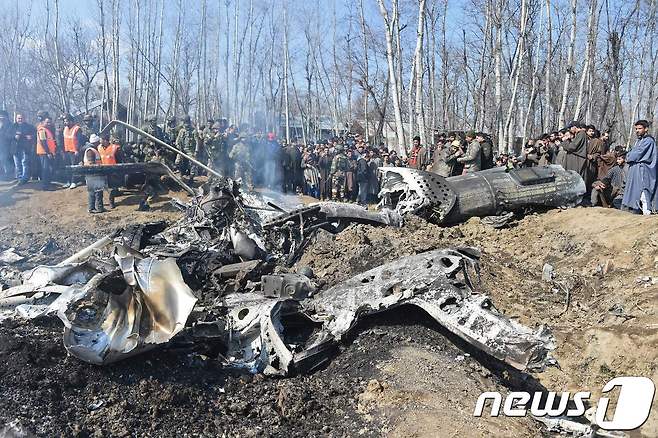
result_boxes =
[562,121,589,184]
[586,126,604,185]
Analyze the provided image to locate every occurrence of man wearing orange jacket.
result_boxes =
[97,135,122,165]
[62,114,86,189]
[36,116,57,190]
[97,134,124,208]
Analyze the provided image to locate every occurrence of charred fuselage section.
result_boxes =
[379,165,586,225]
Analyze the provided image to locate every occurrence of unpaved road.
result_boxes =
[0,181,656,437]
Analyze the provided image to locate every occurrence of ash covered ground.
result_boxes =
[0,182,657,437]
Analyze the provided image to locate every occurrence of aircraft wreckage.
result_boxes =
[0,120,588,378]
[379,165,586,224]
[0,176,570,375]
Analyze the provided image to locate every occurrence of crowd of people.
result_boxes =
[428,121,649,214]
[0,109,655,215]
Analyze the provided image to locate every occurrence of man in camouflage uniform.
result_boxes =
[204,118,214,139]
[330,144,349,201]
[79,114,95,143]
[141,115,166,146]
[175,115,197,182]
[141,115,171,162]
[163,116,178,144]
[195,122,210,175]
[229,133,253,189]
[137,134,167,212]
[136,114,168,210]
[205,122,230,177]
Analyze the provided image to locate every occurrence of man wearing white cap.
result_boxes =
[82,135,107,213]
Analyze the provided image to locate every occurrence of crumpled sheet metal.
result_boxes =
[0,250,197,365]
[60,257,197,364]
[378,166,457,221]
[222,293,296,375]
[312,248,556,372]
[313,201,404,227]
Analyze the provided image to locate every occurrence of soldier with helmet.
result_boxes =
[137,115,167,212]
[205,121,230,177]
[140,114,171,165]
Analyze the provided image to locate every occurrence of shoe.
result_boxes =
[96,207,107,213]
[69,183,77,189]
[63,183,71,189]
[109,201,116,209]
[88,209,96,214]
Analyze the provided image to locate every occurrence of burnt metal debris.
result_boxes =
[379,165,586,224]
[0,121,578,375]
[0,175,560,377]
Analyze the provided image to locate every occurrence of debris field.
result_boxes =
[0,167,656,437]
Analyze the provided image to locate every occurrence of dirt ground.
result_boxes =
[0,181,657,437]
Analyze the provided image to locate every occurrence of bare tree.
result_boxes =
[558,0,577,128]
[413,0,427,146]
[377,0,405,155]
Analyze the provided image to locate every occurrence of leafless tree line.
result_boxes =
[0,0,655,153]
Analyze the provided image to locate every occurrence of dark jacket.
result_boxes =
[0,121,14,155]
[12,122,36,155]
[562,131,588,179]
[356,157,369,182]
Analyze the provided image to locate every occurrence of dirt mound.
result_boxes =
[298,207,658,436]
[295,216,461,288]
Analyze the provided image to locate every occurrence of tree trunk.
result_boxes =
[574,0,597,121]
[377,0,405,156]
[543,0,552,130]
[283,0,290,143]
[360,0,369,142]
[494,0,504,152]
[558,0,577,127]
[503,0,528,152]
[52,0,69,113]
[414,0,427,146]
[522,1,544,145]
